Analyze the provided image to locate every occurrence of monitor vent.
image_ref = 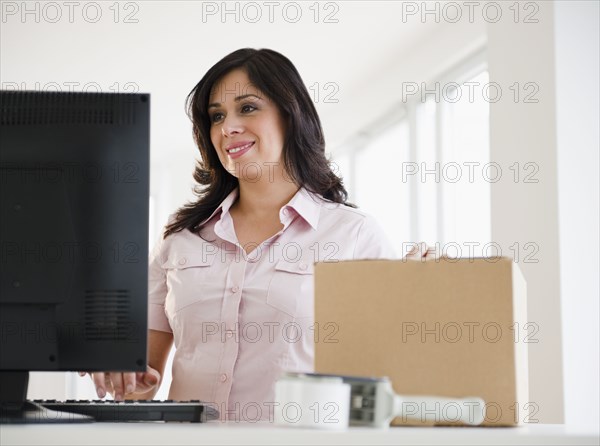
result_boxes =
[0,91,137,126]
[84,289,132,341]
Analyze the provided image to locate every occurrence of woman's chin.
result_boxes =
[226,160,269,183]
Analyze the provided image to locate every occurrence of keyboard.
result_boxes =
[32,399,219,423]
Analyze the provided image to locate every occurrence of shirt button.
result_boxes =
[299,263,308,271]
[220,373,228,382]
[232,285,240,293]
[178,258,187,266]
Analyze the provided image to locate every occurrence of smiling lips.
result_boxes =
[225,141,254,159]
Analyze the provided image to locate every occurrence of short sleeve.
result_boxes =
[353,213,398,260]
[147,226,172,333]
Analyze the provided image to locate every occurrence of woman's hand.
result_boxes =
[78,366,160,400]
[404,242,437,260]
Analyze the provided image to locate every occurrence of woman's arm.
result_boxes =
[85,329,173,401]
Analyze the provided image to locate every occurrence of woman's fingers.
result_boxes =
[133,367,160,393]
[110,372,125,401]
[123,372,137,396]
[143,366,160,387]
[405,242,428,259]
[80,369,159,400]
[405,242,439,260]
[91,372,107,398]
[424,244,438,258]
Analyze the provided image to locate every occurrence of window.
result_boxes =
[332,55,490,258]
[440,70,491,255]
[354,121,410,249]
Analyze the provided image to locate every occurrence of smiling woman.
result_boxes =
[166,48,354,236]
[207,69,288,200]
[83,48,397,422]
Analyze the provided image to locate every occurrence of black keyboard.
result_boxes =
[32,399,219,423]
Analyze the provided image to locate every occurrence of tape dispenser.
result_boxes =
[275,372,486,429]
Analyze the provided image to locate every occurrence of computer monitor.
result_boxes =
[0,90,150,422]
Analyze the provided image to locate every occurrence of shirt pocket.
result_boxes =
[266,259,314,318]
[163,253,216,313]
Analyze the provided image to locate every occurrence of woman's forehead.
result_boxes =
[209,69,262,103]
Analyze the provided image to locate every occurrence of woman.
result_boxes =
[84,48,412,421]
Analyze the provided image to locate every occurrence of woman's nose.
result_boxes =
[220,115,244,137]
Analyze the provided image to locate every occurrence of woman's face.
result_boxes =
[208,69,287,181]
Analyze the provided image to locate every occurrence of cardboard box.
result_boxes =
[314,257,528,426]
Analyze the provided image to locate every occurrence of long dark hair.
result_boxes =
[164,48,352,238]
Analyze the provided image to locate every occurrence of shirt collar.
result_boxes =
[200,186,322,230]
[282,187,322,230]
[198,187,239,227]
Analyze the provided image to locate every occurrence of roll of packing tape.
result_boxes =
[274,373,350,430]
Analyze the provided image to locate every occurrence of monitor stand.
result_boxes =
[0,371,92,423]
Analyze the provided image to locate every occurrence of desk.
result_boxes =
[1,423,598,445]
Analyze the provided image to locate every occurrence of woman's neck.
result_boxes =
[233,178,299,219]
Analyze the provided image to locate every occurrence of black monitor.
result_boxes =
[0,91,150,422]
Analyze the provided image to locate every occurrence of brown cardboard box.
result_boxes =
[314,257,528,426]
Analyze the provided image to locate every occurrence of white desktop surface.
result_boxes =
[1,422,598,445]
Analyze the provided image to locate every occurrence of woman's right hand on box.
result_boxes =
[404,242,438,260]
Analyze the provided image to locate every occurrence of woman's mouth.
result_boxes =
[226,141,254,159]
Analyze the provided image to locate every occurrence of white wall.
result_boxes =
[487,2,564,423]
[26,373,68,400]
[554,0,600,428]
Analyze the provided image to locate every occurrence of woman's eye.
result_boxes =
[241,104,256,113]
[210,112,224,123]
